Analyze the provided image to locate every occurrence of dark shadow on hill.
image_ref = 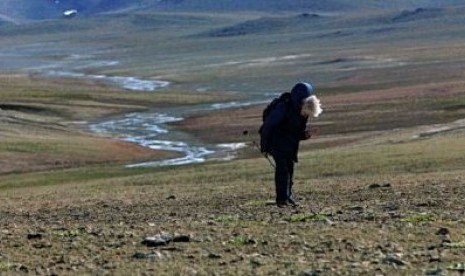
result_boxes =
[0,104,62,117]
[154,0,352,12]
[0,21,91,37]
[199,13,322,37]
[391,8,443,22]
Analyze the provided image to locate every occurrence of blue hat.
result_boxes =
[291,82,314,107]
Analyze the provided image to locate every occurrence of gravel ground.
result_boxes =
[1,170,464,275]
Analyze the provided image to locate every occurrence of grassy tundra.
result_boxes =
[1,5,465,275]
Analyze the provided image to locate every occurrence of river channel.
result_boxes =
[3,49,270,167]
[40,57,268,167]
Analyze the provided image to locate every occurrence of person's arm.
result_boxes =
[300,118,311,140]
[303,127,312,140]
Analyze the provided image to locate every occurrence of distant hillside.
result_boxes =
[0,0,144,21]
[1,0,465,21]
[154,0,352,12]
[154,0,465,11]
[0,14,14,25]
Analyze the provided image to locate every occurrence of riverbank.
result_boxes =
[0,72,239,174]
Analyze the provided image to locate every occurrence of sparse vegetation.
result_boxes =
[1,1,465,274]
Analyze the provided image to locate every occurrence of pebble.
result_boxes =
[142,232,191,247]
[132,251,163,260]
[382,255,406,266]
[369,183,391,189]
[208,253,222,259]
[27,233,43,240]
[435,227,449,236]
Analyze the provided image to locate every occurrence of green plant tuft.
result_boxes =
[400,213,435,223]
[229,235,257,245]
[444,241,465,248]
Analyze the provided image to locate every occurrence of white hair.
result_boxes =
[301,95,323,118]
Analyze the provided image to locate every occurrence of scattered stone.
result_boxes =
[448,262,465,272]
[142,234,171,247]
[132,251,162,260]
[299,269,322,276]
[435,227,449,236]
[424,267,444,276]
[368,183,381,189]
[208,253,222,259]
[172,233,190,242]
[382,255,406,266]
[429,252,441,263]
[27,233,43,240]
[440,239,452,247]
[142,232,191,247]
[369,182,391,189]
[32,242,52,249]
[15,264,29,273]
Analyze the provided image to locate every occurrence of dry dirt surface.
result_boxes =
[1,170,464,275]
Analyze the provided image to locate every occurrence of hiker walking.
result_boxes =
[260,82,322,207]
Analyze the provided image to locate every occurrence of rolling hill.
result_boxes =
[2,0,465,22]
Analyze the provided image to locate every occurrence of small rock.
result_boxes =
[166,195,176,200]
[27,233,43,240]
[172,234,190,243]
[369,183,391,189]
[142,234,172,247]
[208,253,222,259]
[448,262,465,272]
[132,251,162,260]
[369,183,382,189]
[429,252,441,263]
[424,267,444,276]
[436,227,449,236]
[299,269,321,276]
[382,255,406,266]
[15,264,29,273]
[382,256,406,266]
[142,232,190,247]
[440,239,452,246]
[32,242,52,249]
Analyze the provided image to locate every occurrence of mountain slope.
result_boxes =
[155,0,465,11]
[2,0,465,22]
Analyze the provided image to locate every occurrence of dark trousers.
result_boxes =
[272,155,294,202]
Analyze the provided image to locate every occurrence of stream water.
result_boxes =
[3,49,269,167]
[88,98,265,167]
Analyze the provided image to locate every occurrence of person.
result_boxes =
[260,82,322,207]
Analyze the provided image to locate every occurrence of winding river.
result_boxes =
[88,95,266,167]
[13,52,268,167]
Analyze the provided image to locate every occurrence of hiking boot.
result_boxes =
[287,198,299,207]
[276,201,288,208]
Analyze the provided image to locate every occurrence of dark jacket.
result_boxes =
[260,83,313,162]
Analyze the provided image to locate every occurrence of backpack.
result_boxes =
[258,92,291,153]
[261,92,291,122]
